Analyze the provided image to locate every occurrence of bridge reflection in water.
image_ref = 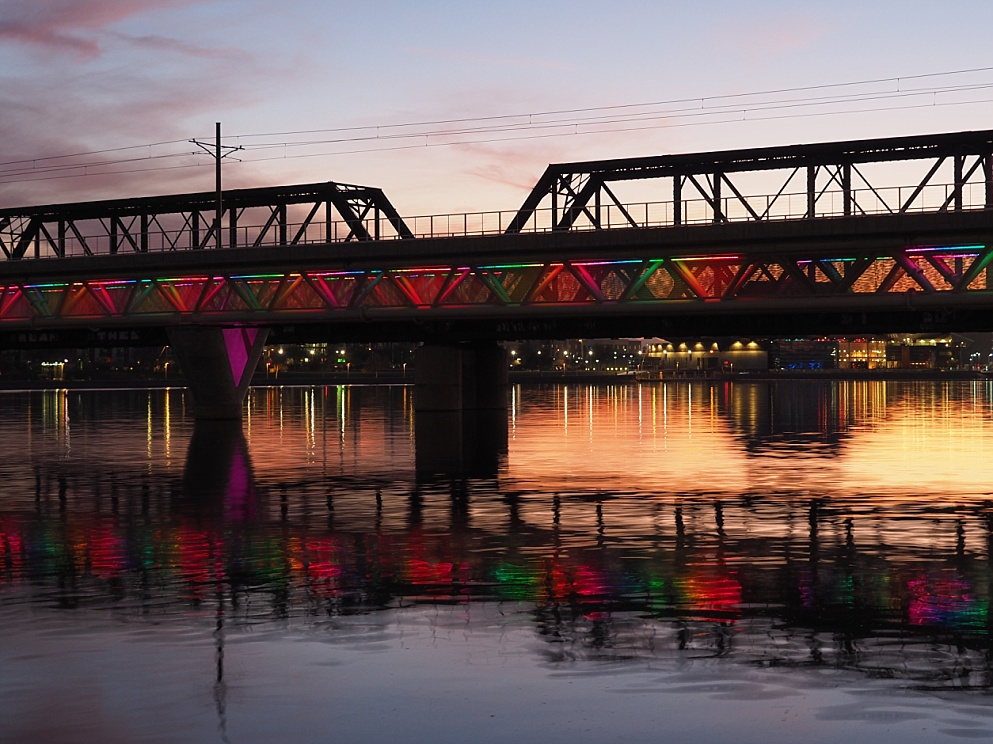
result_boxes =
[3,381,993,694]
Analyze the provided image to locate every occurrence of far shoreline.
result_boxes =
[0,367,987,392]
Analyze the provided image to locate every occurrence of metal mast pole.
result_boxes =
[191,124,241,249]
[215,122,222,250]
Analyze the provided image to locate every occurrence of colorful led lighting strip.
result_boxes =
[309,270,366,278]
[907,245,985,254]
[87,279,137,287]
[572,259,643,267]
[11,243,990,299]
[478,262,546,270]
[667,254,743,263]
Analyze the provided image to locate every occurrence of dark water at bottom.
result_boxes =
[3,381,993,742]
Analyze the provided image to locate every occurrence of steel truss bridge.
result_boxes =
[2,128,993,347]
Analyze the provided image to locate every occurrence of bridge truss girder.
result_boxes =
[3,239,992,337]
[0,181,412,260]
[506,130,993,234]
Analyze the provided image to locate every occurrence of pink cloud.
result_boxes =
[0,64,268,207]
[0,0,195,57]
[458,142,557,192]
[109,31,253,62]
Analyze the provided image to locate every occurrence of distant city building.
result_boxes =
[640,338,768,373]
[771,335,971,371]
[771,339,838,371]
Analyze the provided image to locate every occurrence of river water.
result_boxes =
[3,380,993,742]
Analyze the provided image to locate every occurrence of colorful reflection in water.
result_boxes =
[4,380,993,741]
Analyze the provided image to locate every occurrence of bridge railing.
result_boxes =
[7,180,988,259]
[404,180,988,236]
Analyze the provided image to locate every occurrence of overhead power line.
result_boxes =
[3,65,993,186]
[224,65,993,140]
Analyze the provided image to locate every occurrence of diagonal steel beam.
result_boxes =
[13,218,39,260]
[956,245,993,290]
[720,174,762,221]
[892,252,936,293]
[126,281,158,313]
[152,279,190,313]
[836,255,875,293]
[523,264,566,303]
[391,274,425,306]
[665,259,709,298]
[556,175,602,230]
[775,257,817,293]
[303,275,342,309]
[723,262,760,298]
[227,278,263,311]
[267,275,301,311]
[620,259,665,300]
[349,272,384,307]
[565,262,606,302]
[194,277,227,312]
[477,269,514,305]
[434,267,471,306]
[599,182,640,227]
[0,286,22,318]
[22,286,55,318]
[924,254,959,284]
[81,282,120,316]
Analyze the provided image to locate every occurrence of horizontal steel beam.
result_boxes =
[539,129,993,179]
[1,181,375,219]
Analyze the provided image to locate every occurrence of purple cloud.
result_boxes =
[0,0,195,57]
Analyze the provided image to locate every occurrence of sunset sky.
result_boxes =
[3,0,993,216]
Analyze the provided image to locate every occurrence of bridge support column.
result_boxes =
[414,342,508,413]
[413,343,509,475]
[168,326,269,420]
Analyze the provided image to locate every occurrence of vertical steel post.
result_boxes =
[140,214,148,252]
[842,163,852,217]
[325,198,333,242]
[551,178,559,230]
[806,165,816,218]
[215,122,223,249]
[954,154,964,211]
[713,172,723,223]
[985,152,993,209]
[673,175,682,226]
[192,211,200,249]
[58,220,66,257]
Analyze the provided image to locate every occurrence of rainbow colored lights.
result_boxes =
[0,243,990,325]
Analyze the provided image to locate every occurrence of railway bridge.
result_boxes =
[3,128,993,418]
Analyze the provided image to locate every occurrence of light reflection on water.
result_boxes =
[3,380,993,742]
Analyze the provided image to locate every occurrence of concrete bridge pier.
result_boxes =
[168,326,269,420]
[413,342,509,475]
